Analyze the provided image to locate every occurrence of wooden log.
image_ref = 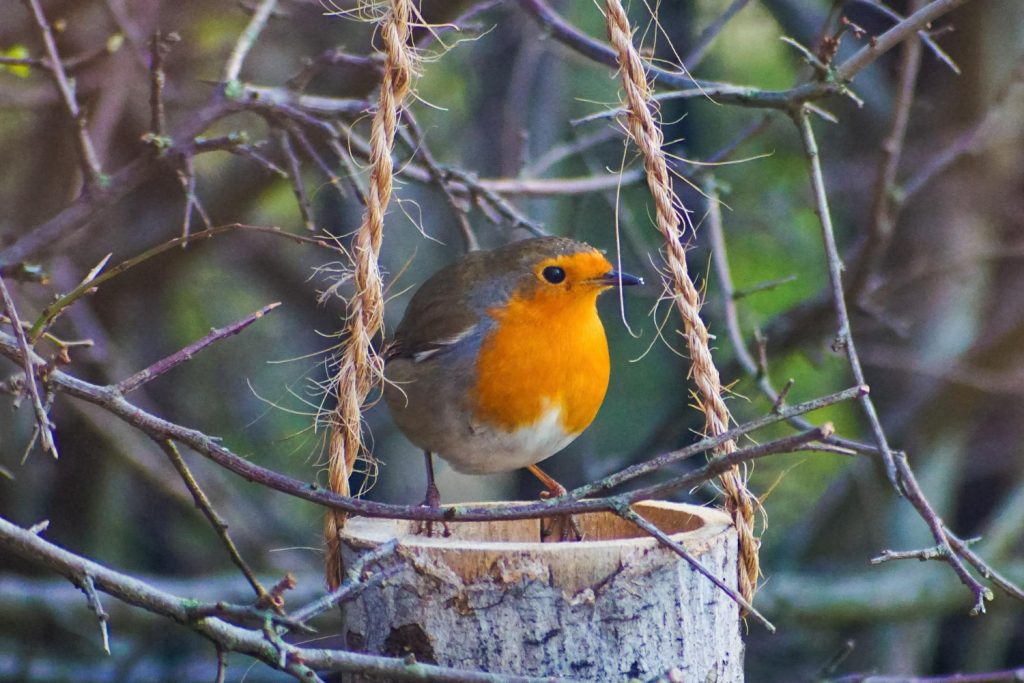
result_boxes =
[339,501,743,682]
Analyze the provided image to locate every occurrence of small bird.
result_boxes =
[383,236,642,532]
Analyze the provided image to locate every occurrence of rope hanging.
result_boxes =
[324,0,416,590]
[602,0,761,605]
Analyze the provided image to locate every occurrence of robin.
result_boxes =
[383,236,642,534]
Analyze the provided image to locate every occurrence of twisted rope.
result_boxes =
[602,0,760,604]
[324,0,415,590]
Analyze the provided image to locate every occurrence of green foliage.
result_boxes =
[0,45,30,78]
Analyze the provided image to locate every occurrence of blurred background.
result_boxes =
[1,0,1022,680]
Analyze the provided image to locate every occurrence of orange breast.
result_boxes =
[473,287,610,436]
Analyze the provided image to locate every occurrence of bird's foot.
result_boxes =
[413,482,450,538]
[539,485,583,542]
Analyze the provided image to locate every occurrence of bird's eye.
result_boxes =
[542,266,566,284]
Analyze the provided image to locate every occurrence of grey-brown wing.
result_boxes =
[384,253,488,363]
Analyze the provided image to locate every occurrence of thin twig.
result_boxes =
[792,107,900,489]
[283,121,349,200]
[213,645,227,683]
[0,275,58,458]
[157,441,270,603]
[184,600,310,633]
[871,537,981,564]
[401,113,480,252]
[950,535,1024,603]
[833,0,970,83]
[704,174,867,453]
[335,120,648,197]
[288,49,384,91]
[241,83,371,117]
[148,31,179,141]
[442,167,548,236]
[893,453,993,614]
[683,0,753,68]
[521,127,620,177]
[223,0,278,84]
[572,387,863,499]
[618,505,775,632]
[22,0,104,186]
[628,425,840,511]
[827,668,1024,683]
[0,98,233,273]
[704,176,760,380]
[29,224,328,341]
[78,573,112,654]
[175,154,213,242]
[274,127,317,232]
[847,0,925,300]
[289,539,403,624]
[853,0,961,74]
[518,0,973,110]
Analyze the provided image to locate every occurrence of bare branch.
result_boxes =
[288,539,403,625]
[518,0,973,110]
[0,325,865,522]
[148,31,180,140]
[617,505,775,632]
[835,0,970,83]
[0,275,58,458]
[0,97,232,272]
[274,127,317,232]
[28,224,318,341]
[847,0,925,299]
[0,515,570,682]
[792,107,900,488]
[22,0,104,186]
[156,440,270,603]
[683,0,753,68]
[77,573,111,654]
[571,388,862,499]
[241,83,371,117]
[892,454,994,614]
[223,0,278,84]
[400,113,480,252]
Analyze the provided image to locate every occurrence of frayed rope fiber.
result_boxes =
[324,0,416,590]
[602,0,761,606]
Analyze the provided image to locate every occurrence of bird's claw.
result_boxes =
[413,483,450,537]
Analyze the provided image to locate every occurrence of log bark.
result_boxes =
[339,501,743,682]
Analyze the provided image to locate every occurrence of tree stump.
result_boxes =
[339,501,743,682]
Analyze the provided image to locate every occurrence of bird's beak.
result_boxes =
[597,270,644,287]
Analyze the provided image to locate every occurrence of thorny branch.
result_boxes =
[0,275,58,459]
[116,302,282,394]
[792,108,900,487]
[21,0,104,186]
[791,109,1001,614]
[156,440,271,605]
[518,0,972,110]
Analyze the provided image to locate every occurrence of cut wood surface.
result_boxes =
[339,500,743,682]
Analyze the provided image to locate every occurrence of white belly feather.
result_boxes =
[442,403,580,474]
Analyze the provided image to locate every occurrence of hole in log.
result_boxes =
[344,500,721,548]
[340,501,736,612]
[572,504,704,541]
[383,623,437,664]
